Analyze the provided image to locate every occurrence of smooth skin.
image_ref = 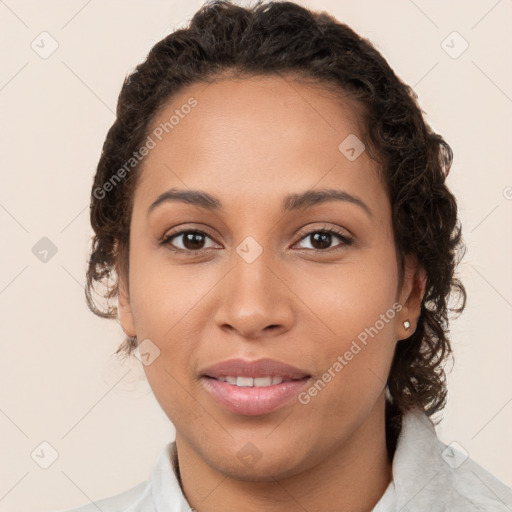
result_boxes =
[118,74,426,512]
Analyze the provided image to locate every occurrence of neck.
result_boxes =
[176,397,393,512]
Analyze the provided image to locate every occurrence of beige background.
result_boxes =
[0,0,511,510]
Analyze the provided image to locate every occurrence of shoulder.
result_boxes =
[391,407,512,511]
[57,480,150,512]
[53,442,190,512]
[438,451,512,511]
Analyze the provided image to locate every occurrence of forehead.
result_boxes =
[133,74,384,215]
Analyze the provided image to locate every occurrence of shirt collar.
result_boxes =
[372,406,512,511]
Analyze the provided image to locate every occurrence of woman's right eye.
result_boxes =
[161,230,219,253]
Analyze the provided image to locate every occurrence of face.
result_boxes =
[118,74,425,480]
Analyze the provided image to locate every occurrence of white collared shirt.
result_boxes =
[60,407,512,511]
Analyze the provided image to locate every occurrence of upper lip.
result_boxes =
[201,358,310,380]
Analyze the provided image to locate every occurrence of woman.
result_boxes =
[65,1,512,510]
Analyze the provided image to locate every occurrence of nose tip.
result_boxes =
[219,315,288,340]
[213,260,295,340]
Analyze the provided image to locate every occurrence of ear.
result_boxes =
[397,253,427,341]
[117,272,136,338]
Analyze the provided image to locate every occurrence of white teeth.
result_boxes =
[216,376,286,387]
[254,376,272,387]
[236,376,254,387]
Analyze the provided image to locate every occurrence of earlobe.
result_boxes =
[117,276,136,338]
[398,254,427,340]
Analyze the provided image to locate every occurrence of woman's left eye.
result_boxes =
[161,227,353,254]
[294,228,353,251]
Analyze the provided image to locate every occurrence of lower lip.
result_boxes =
[202,377,311,416]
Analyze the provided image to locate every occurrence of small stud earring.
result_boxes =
[403,320,411,329]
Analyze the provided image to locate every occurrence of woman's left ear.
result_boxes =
[117,274,137,338]
[397,254,427,340]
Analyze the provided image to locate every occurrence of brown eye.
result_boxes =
[162,230,219,252]
[295,228,353,252]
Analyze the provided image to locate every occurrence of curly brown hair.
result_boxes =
[85,0,466,430]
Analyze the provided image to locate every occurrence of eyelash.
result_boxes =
[160,226,353,255]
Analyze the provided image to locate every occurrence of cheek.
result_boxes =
[128,244,218,341]
[292,247,399,406]
[293,243,399,342]
[127,249,219,410]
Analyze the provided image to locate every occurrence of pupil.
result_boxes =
[311,232,331,249]
[184,232,204,250]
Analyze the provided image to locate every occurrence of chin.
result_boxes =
[204,443,310,481]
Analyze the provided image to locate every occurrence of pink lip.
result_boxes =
[200,358,311,416]
[200,358,310,380]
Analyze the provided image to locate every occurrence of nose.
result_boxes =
[213,251,295,340]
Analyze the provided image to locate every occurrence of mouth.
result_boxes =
[200,357,310,381]
[207,375,304,387]
[200,358,312,416]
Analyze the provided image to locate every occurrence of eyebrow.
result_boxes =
[147,187,372,218]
